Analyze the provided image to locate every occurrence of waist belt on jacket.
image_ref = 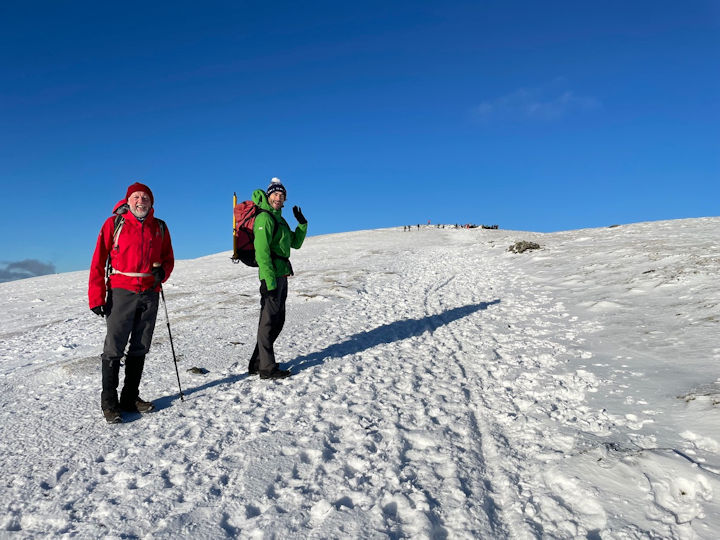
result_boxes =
[110,269,152,277]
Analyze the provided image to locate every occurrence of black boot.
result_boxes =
[103,408,122,424]
[248,344,259,375]
[131,397,155,413]
[259,367,291,380]
[120,355,147,412]
[101,355,122,423]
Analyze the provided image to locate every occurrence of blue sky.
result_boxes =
[1,1,718,274]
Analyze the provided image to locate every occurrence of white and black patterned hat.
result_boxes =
[266,177,286,197]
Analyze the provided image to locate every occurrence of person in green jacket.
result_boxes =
[248,177,308,379]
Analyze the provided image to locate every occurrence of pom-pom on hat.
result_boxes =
[125,182,154,206]
[266,177,286,198]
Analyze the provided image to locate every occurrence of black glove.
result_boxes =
[151,265,166,287]
[91,305,106,318]
[293,205,307,225]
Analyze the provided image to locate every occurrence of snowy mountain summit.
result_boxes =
[1,218,719,538]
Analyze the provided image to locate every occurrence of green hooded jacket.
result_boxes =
[252,189,308,291]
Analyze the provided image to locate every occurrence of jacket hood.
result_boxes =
[113,199,129,214]
[252,189,279,215]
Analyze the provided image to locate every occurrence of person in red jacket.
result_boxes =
[89,182,174,424]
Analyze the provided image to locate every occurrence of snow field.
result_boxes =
[0,219,719,538]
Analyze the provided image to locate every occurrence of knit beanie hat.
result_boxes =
[125,182,154,206]
[266,177,286,198]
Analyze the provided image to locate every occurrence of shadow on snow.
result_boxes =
[156,299,500,408]
[287,299,501,374]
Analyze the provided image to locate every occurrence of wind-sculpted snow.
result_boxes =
[0,218,719,538]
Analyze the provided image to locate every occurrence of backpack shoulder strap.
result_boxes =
[254,207,281,237]
[106,214,125,278]
[155,218,166,240]
[112,215,125,249]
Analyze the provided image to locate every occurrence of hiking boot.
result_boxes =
[120,397,155,413]
[248,361,259,375]
[135,398,155,413]
[103,407,122,424]
[259,368,291,380]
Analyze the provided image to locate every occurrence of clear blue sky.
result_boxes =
[1,1,718,274]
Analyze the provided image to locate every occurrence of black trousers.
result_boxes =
[100,288,159,409]
[250,276,288,373]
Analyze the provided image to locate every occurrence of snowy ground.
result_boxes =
[1,217,719,539]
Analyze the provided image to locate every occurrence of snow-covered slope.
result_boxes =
[1,218,719,538]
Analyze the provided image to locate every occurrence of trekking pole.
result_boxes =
[155,264,184,402]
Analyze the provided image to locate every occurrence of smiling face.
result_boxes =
[268,191,285,211]
[128,191,151,218]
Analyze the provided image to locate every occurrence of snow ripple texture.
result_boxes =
[0,218,719,538]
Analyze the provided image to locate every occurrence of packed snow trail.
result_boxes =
[1,221,719,538]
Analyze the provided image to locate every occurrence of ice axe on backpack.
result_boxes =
[231,192,241,264]
[154,263,184,402]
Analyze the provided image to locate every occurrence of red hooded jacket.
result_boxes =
[88,199,174,308]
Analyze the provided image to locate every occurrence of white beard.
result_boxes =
[131,206,149,219]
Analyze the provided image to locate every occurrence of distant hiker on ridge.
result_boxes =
[88,182,174,423]
[247,178,307,379]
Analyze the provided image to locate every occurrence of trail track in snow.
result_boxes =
[2,222,719,538]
